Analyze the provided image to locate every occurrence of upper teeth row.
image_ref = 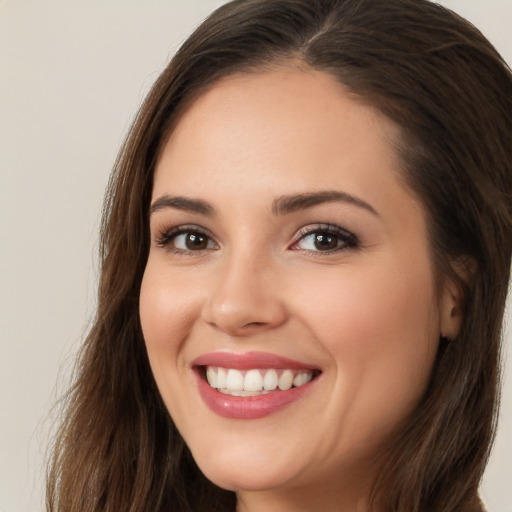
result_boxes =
[206,367,313,392]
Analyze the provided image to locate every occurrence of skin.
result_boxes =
[139,67,461,512]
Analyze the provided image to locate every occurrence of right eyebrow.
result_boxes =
[271,190,379,217]
[150,195,216,216]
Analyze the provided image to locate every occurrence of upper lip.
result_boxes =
[192,351,320,371]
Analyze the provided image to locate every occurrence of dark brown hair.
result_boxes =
[47,1,512,510]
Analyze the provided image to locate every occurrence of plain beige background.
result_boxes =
[0,1,510,511]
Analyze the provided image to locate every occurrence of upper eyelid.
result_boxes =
[293,223,356,239]
[154,224,218,245]
[154,223,213,237]
[153,222,357,248]
[290,224,358,249]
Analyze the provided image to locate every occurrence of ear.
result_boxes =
[439,257,474,340]
[439,278,463,340]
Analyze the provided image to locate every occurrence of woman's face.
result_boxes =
[140,68,459,504]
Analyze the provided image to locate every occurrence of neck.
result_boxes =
[236,478,374,512]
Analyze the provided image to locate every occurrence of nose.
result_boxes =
[201,251,288,337]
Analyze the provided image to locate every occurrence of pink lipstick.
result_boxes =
[192,351,320,419]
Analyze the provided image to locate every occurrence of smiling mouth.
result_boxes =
[203,366,319,397]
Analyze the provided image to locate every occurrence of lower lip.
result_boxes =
[195,370,318,419]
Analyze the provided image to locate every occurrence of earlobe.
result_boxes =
[439,280,463,340]
[439,257,474,340]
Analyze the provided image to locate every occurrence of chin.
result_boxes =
[201,466,295,494]
[188,440,305,493]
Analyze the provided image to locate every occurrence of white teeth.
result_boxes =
[293,371,311,387]
[205,367,314,395]
[278,369,294,390]
[244,369,263,391]
[219,389,269,396]
[217,367,227,388]
[206,367,217,388]
[226,369,244,391]
[263,369,278,390]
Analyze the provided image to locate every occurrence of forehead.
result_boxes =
[164,67,400,154]
[153,67,417,217]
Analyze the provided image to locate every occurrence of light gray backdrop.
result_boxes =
[1,1,510,511]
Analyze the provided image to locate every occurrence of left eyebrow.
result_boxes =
[271,190,379,216]
[150,195,215,216]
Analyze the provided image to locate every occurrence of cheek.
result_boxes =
[294,257,438,347]
[138,262,211,432]
[140,261,197,344]
[139,263,200,386]
[290,257,440,433]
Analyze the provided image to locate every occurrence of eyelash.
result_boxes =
[156,225,217,256]
[155,223,359,256]
[291,224,359,255]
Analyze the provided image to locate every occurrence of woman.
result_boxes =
[47,0,512,510]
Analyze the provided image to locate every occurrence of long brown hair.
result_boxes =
[47,1,512,510]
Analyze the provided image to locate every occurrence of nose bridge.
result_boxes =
[202,244,287,335]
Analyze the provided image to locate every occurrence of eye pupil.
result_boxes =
[314,233,338,250]
[186,233,208,250]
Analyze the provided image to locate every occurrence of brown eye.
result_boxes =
[158,228,217,253]
[312,233,338,251]
[185,232,209,250]
[292,226,358,253]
